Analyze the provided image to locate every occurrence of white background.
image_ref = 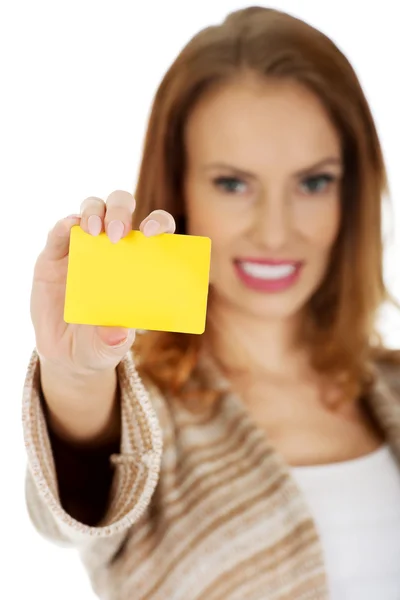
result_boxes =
[1,0,400,598]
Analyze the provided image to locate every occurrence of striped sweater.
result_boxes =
[22,348,400,599]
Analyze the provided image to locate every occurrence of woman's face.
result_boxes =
[183,76,343,322]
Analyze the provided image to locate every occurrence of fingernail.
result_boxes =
[107,220,124,243]
[88,215,102,236]
[143,219,160,237]
[109,334,128,347]
[106,327,131,347]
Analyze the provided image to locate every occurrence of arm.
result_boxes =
[39,361,121,527]
[23,348,163,547]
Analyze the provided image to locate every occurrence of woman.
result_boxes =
[23,6,400,600]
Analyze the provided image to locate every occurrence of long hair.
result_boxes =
[131,6,396,408]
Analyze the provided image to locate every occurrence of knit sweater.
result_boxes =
[22,348,400,600]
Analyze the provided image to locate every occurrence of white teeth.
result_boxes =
[239,262,296,280]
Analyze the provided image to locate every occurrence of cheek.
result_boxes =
[187,208,237,254]
[185,187,240,245]
[296,198,341,250]
[186,204,218,237]
[186,198,243,282]
[185,180,216,237]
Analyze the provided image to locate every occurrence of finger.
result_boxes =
[42,215,82,260]
[140,210,176,237]
[104,190,136,244]
[80,196,106,237]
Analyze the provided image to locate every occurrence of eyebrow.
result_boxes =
[202,157,343,179]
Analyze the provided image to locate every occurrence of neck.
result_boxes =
[205,295,309,380]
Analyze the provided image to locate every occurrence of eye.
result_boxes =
[213,176,247,194]
[299,173,336,194]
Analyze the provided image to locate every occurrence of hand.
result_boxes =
[30,190,176,376]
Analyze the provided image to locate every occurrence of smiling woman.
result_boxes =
[23,5,400,600]
[132,12,388,411]
[183,77,343,330]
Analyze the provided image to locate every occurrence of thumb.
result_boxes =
[96,326,136,348]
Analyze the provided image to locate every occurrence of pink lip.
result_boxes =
[234,259,303,293]
[235,258,300,266]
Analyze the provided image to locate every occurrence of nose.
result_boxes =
[250,191,292,250]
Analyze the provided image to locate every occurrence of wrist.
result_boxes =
[39,357,116,389]
[39,363,120,446]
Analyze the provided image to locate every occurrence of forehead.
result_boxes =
[185,77,341,170]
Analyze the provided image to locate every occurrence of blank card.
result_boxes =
[64,226,211,334]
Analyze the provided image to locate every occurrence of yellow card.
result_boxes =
[64,226,211,334]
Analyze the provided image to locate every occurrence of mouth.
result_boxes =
[233,258,304,293]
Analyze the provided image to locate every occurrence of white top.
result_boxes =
[291,445,400,599]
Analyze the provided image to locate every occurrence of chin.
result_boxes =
[211,283,309,322]
[240,294,307,321]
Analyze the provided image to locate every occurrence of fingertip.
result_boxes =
[142,219,161,237]
[88,214,103,236]
[56,215,81,235]
[107,220,125,243]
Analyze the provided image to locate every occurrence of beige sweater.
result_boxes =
[23,348,400,600]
